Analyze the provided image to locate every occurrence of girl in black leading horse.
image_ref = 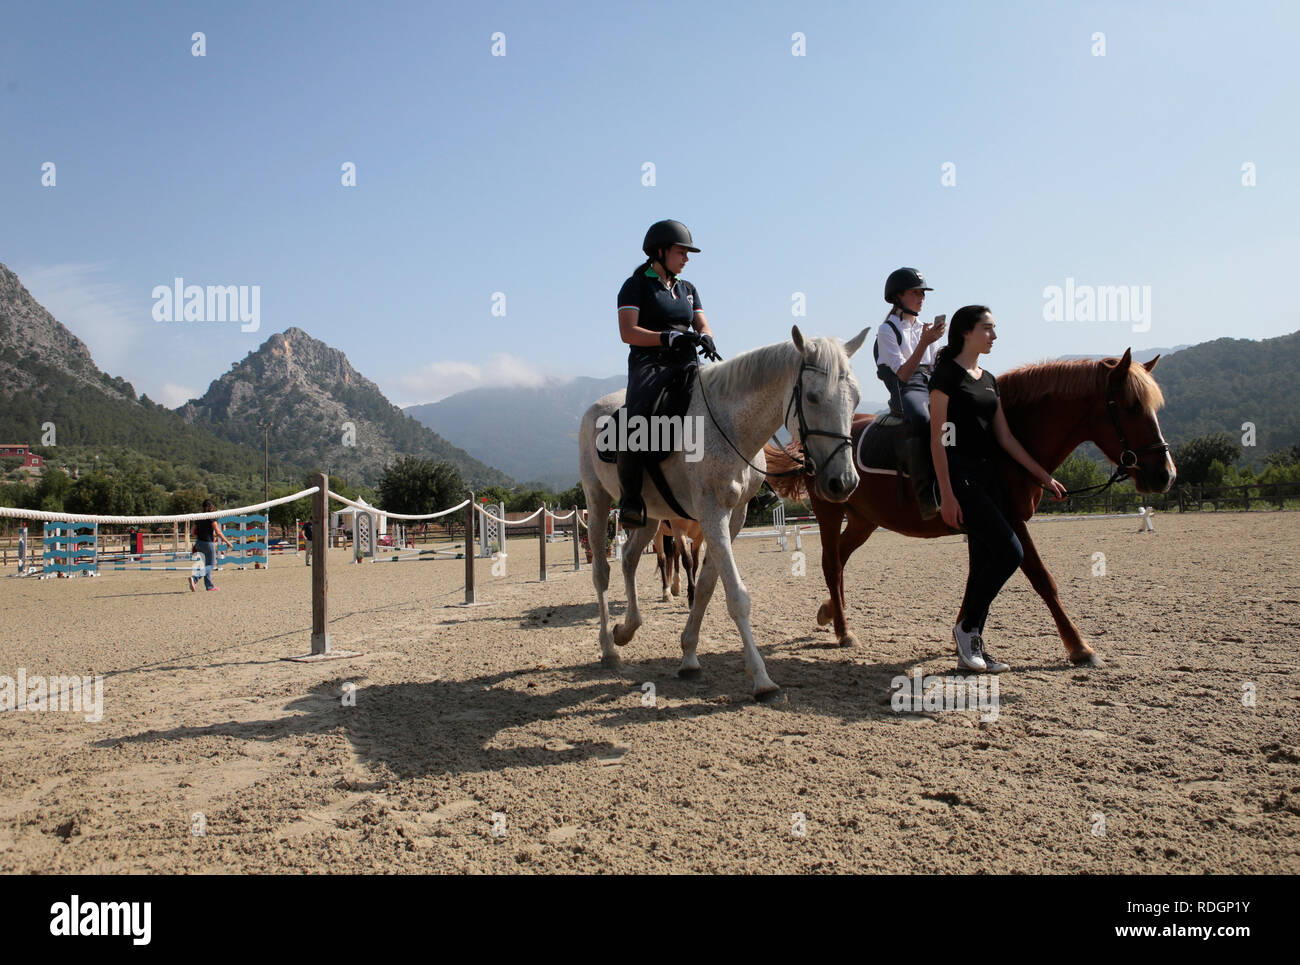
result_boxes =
[929,305,1067,673]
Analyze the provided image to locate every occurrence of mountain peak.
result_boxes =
[178,328,512,488]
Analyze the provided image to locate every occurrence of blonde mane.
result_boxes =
[699,335,856,398]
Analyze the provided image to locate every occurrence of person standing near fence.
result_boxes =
[303,519,314,566]
[190,500,234,592]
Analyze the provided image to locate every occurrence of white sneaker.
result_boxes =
[979,636,1010,674]
[954,623,987,672]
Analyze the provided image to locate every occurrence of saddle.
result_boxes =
[596,365,697,466]
[854,413,909,476]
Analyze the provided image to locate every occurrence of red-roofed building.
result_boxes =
[0,445,44,470]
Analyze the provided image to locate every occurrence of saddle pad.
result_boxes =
[855,415,908,477]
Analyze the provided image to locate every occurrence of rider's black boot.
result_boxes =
[617,450,647,527]
[907,437,941,520]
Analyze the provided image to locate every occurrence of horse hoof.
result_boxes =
[1071,651,1106,668]
[816,602,833,626]
[677,666,702,680]
[839,632,858,648]
[600,653,622,670]
[613,623,634,646]
[754,688,786,705]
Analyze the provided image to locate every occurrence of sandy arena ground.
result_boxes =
[0,512,1296,873]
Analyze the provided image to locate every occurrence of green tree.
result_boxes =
[555,482,586,510]
[34,470,73,512]
[377,457,466,516]
[476,484,511,507]
[1174,433,1242,487]
[1053,453,1108,494]
[169,488,208,516]
[65,472,118,516]
[506,488,552,513]
[1264,444,1300,469]
[1205,458,1227,488]
[0,481,34,510]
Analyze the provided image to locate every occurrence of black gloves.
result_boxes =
[660,330,720,361]
[660,329,698,350]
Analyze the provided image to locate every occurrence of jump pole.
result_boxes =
[284,473,359,662]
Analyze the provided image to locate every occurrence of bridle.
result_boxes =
[697,359,855,481]
[1063,375,1171,498]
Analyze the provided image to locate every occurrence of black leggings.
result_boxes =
[948,455,1023,633]
[626,353,693,420]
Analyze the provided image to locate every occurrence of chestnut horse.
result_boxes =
[653,519,705,605]
[764,350,1176,666]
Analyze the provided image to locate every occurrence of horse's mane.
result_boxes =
[998,357,1165,411]
[700,335,856,398]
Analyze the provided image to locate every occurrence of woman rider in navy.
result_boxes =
[615,220,720,527]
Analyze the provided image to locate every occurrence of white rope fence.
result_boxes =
[0,487,321,525]
[476,504,544,525]
[326,490,470,520]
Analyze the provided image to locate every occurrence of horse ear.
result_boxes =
[1143,354,1160,372]
[1107,348,1133,383]
[843,326,871,358]
[791,325,807,355]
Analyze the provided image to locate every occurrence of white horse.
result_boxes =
[578,325,869,702]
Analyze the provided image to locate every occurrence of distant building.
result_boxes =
[0,444,43,470]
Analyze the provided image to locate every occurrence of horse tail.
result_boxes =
[763,443,808,501]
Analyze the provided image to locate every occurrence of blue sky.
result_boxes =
[3,0,1296,409]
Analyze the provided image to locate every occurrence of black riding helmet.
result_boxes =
[884,267,933,317]
[643,220,700,275]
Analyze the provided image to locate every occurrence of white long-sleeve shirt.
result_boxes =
[875,312,937,374]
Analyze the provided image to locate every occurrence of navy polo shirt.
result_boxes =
[618,267,703,365]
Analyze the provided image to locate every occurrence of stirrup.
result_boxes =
[619,498,647,527]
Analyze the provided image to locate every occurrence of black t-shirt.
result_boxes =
[195,518,216,542]
[618,268,702,366]
[929,357,1001,461]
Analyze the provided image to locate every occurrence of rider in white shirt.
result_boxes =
[873,267,945,518]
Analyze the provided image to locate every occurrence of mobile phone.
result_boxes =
[933,314,947,327]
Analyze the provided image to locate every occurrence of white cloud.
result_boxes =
[395,352,550,403]
[19,262,140,378]
[157,381,200,408]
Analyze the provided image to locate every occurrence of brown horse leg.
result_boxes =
[829,510,877,647]
[654,530,669,602]
[813,499,857,645]
[1013,521,1102,667]
[685,537,698,608]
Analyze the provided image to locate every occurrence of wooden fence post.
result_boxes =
[538,504,547,581]
[572,504,580,570]
[311,472,329,654]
